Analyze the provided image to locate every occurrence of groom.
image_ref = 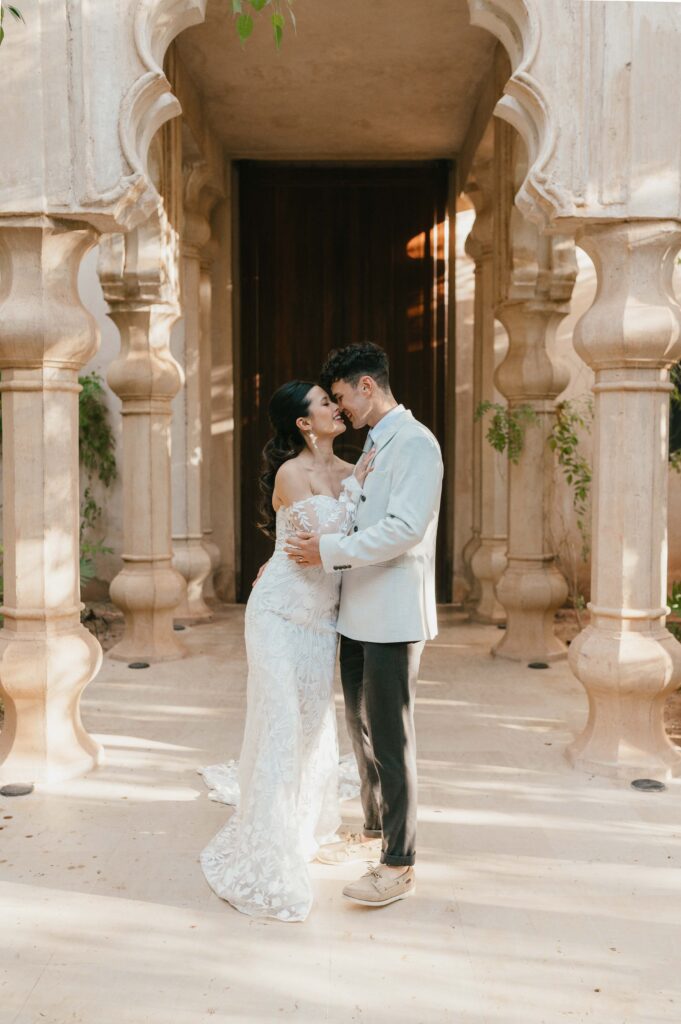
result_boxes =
[286,342,443,907]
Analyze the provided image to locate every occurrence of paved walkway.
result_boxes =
[1,607,680,1024]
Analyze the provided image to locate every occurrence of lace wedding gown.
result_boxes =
[200,477,361,922]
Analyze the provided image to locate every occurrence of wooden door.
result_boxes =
[237,163,450,601]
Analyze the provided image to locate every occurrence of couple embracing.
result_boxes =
[200,343,443,922]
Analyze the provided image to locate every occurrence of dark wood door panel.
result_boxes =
[238,163,450,601]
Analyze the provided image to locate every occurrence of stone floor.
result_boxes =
[1,606,680,1024]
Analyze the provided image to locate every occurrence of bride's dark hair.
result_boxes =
[258,380,315,539]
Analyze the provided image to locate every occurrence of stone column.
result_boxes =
[567,221,681,778]
[199,244,221,599]
[98,211,187,662]
[493,290,571,661]
[210,191,237,603]
[171,204,213,621]
[0,220,103,783]
[464,162,508,623]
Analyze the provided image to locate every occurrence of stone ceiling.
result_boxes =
[176,0,497,161]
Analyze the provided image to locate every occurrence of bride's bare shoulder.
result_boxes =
[273,457,312,508]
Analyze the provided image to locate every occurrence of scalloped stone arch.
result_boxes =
[467,0,572,229]
[118,0,207,225]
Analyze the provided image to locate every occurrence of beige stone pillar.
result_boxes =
[567,221,681,778]
[464,162,508,623]
[209,191,237,603]
[199,246,221,599]
[98,211,188,662]
[171,204,212,621]
[0,220,103,783]
[493,293,571,661]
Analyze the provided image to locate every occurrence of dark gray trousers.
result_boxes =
[339,635,425,867]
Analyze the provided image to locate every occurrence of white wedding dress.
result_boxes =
[200,477,361,922]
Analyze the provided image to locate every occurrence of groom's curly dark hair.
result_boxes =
[319,342,391,394]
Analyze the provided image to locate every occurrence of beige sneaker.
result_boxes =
[342,864,415,906]
[316,832,382,865]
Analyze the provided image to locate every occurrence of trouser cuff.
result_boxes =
[363,827,382,838]
[381,853,416,867]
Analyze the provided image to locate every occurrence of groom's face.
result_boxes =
[331,377,373,430]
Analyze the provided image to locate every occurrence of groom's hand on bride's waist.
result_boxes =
[285,532,322,567]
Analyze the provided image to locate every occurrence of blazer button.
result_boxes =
[353,526,359,532]
[360,495,366,502]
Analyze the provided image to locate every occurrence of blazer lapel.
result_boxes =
[371,409,413,459]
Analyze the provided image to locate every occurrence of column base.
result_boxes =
[461,532,482,611]
[173,537,213,621]
[109,563,187,662]
[567,623,681,779]
[493,560,568,662]
[0,624,103,785]
[201,533,221,601]
[469,537,507,623]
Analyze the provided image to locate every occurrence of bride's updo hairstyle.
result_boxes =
[258,380,315,539]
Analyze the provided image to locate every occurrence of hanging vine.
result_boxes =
[232,0,295,48]
[548,397,593,562]
[77,373,117,586]
[474,401,538,465]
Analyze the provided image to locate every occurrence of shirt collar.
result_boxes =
[368,404,405,446]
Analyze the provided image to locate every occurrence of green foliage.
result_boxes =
[667,581,681,642]
[79,481,113,585]
[0,4,23,47]
[669,362,681,473]
[548,397,593,560]
[233,0,295,48]
[78,372,117,488]
[474,401,538,465]
[77,374,117,588]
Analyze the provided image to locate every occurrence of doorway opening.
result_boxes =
[236,162,452,602]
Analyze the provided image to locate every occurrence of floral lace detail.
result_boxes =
[200,478,360,923]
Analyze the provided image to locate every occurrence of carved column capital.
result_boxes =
[574,221,681,373]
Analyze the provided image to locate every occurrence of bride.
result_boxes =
[200,380,374,922]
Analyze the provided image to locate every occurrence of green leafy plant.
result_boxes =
[233,0,295,48]
[79,372,117,488]
[0,4,23,47]
[667,581,681,642]
[474,401,539,464]
[669,362,681,473]
[548,397,593,561]
[77,374,117,589]
[79,487,113,588]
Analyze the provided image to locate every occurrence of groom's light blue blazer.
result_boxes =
[319,408,443,644]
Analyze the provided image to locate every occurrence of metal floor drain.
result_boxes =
[128,662,150,669]
[173,624,186,631]
[631,778,666,792]
[0,783,34,797]
[528,662,550,670]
